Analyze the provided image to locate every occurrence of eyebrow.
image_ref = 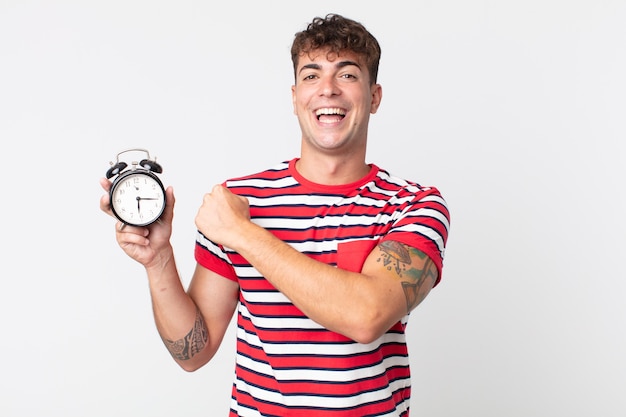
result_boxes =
[298,60,362,75]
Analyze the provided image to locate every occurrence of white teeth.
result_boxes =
[315,108,346,116]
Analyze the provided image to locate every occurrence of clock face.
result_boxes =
[110,171,165,226]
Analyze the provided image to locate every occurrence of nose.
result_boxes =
[318,76,340,97]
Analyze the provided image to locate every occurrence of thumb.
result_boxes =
[161,186,176,223]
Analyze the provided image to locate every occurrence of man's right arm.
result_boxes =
[100,178,238,371]
[148,261,239,372]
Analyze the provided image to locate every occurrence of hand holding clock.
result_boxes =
[99,177,176,269]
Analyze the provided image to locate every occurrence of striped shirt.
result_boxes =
[195,159,450,416]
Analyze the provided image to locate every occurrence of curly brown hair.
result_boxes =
[291,14,381,85]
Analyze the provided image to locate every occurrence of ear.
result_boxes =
[291,85,297,115]
[370,83,383,114]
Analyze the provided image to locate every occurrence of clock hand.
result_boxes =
[136,196,159,214]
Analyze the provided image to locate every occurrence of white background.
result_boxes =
[1,1,625,416]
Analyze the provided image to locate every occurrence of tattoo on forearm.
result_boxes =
[377,241,438,312]
[161,307,208,361]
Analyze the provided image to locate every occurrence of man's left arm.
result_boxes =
[235,227,437,343]
[196,184,440,343]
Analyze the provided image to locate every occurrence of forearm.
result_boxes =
[145,249,210,369]
[233,222,397,342]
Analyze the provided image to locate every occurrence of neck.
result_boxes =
[295,152,370,185]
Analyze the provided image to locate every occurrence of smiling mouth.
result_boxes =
[316,107,346,123]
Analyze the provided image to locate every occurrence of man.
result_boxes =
[101,14,449,416]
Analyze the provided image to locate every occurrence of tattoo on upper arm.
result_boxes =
[161,307,208,361]
[377,241,438,313]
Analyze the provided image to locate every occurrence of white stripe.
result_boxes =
[240,290,293,306]
[243,314,325,330]
[406,207,450,231]
[390,223,445,253]
[253,213,396,229]
[229,399,264,417]
[259,336,401,356]
[252,206,446,231]
[246,194,396,208]
[290,239,344,253]
[228,176,299,189]
[422,193,447,205]
[230,265,262,278]
[229,237,381,258]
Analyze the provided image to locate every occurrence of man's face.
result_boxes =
[291,49,382,155]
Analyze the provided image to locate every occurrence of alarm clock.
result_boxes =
[106,148,166,227]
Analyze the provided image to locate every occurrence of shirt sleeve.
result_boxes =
[194,230,239,282]
[379,187,450,286]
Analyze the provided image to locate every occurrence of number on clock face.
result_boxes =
[111,173,165,225]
